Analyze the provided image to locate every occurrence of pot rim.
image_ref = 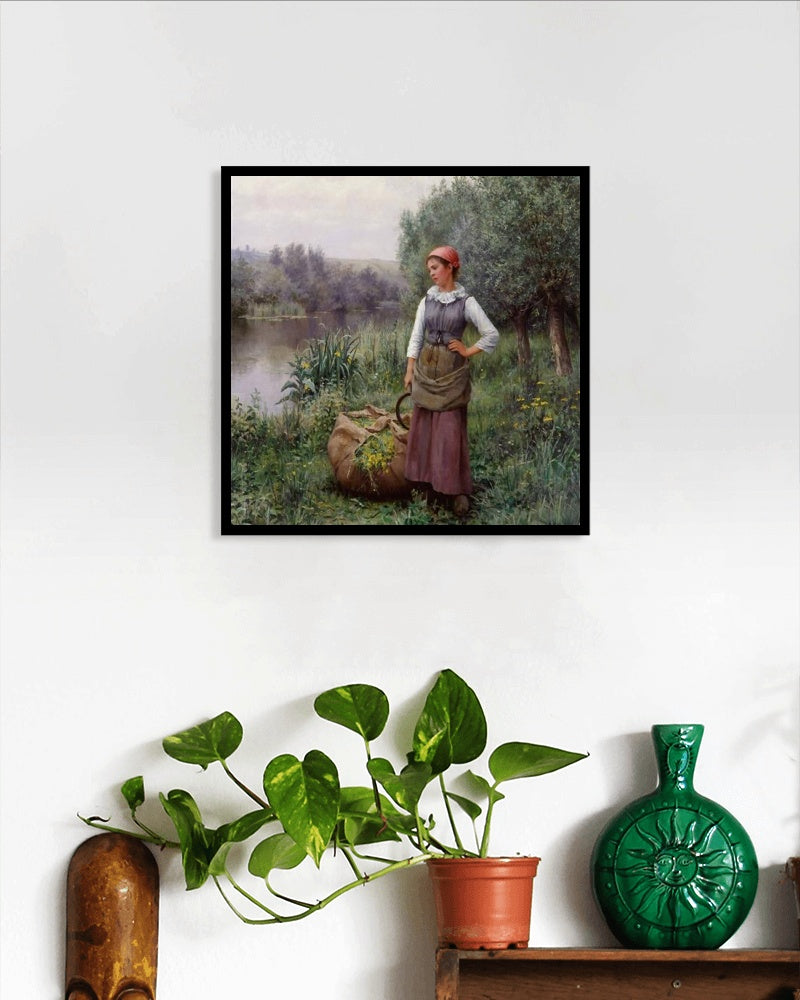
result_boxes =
[426,855,540,866]
[426,854,541,859]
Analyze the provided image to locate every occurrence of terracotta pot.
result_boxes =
[427,856,540,950]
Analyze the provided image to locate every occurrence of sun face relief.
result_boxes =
[655,846,699,886]
[612,804,742,930]
[591,725,758,949]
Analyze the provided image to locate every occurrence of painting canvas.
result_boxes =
[222,169,589,534]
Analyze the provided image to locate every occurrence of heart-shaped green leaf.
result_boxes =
[159,789,211,890]
[489,742,588,784]
[216,808,274,846]
[379,811,417,837]
[162,711,243,769]
[248,833,307,878]
[465,770,505,807]
[412,670,487,774]
[159,793,272,891]
[208,809,274,879]
[367,757,432,813]
[263,751,339,867]
[445,792,482,822]
[208,841,235,878]
[121,775,145,812]
[337,786,404,846]
[465,770,493,798]
[314,684,389,742]
[339,785,417,840]
[162,787,204,825]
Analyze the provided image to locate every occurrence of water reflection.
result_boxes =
[231,307,401,412]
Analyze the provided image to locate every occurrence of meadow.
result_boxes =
[230,321,581,528]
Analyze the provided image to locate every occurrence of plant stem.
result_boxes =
[350,847,396,865]
[77,814,179,849]
[426,831,467,856]
[214,876,282,922]
[218,853,432,925]
[264,876,314,910]
[220,760,270,810]
[133,815,168,842]
[214,879,270,925]
[413,807,426,851]
[363,737,385,823]
[471,820,481,855]
[340,846,364,881]
[478,789,499,858]
[438,773,465,852]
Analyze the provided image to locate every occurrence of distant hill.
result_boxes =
[232,249,403,279]
[231,249,408,295]
[333,258,403,282]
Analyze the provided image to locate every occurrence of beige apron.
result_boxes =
[411,344,471,412]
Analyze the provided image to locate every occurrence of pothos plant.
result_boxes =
[81,670,588,925]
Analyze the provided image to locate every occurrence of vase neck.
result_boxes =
[651,724,703,792]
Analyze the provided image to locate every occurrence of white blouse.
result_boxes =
[405,283,500,359]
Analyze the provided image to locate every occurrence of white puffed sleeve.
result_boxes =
[465,297,500,354]
[405,297,427,359]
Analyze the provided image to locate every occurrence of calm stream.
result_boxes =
[231,307,401,413]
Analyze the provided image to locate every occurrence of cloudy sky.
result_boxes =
[230,174,453,261]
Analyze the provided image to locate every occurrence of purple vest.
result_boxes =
[424,294,468,346]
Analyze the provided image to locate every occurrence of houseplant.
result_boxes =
[81,669,588,948]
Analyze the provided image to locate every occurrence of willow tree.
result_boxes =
[458,174,580,373]
[397,180,473,301]
[397,175,581,373]
[230,254,256,317]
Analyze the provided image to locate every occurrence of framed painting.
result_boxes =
[222,168,589,534]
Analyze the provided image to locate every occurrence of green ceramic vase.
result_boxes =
[591,724,758,949]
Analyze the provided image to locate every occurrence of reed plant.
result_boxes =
[357,320,406,395]
[280,328,362,403]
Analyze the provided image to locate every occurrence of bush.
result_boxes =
[231,392,270,454]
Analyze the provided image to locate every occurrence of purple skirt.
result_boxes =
[404,405,473,496]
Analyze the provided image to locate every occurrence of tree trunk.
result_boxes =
[512,310,532,367]
[547,300,573,375]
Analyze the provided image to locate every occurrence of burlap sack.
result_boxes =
[327,405,411,499]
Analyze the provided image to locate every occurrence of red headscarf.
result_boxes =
[426,245,460,269]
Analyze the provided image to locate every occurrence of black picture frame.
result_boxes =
[222,168,589,535]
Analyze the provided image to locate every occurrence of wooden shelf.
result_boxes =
[435,947,800,999]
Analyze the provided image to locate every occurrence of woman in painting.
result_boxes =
[403,246,499,518]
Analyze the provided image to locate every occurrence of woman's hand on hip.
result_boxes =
[447,340,468,357]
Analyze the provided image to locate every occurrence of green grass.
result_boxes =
[230,323,581,528]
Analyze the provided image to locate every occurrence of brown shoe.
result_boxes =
[453,495,469,518]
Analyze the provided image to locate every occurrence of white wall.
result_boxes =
[1,2,797,998]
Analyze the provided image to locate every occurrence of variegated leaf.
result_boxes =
[262,750,339,867]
